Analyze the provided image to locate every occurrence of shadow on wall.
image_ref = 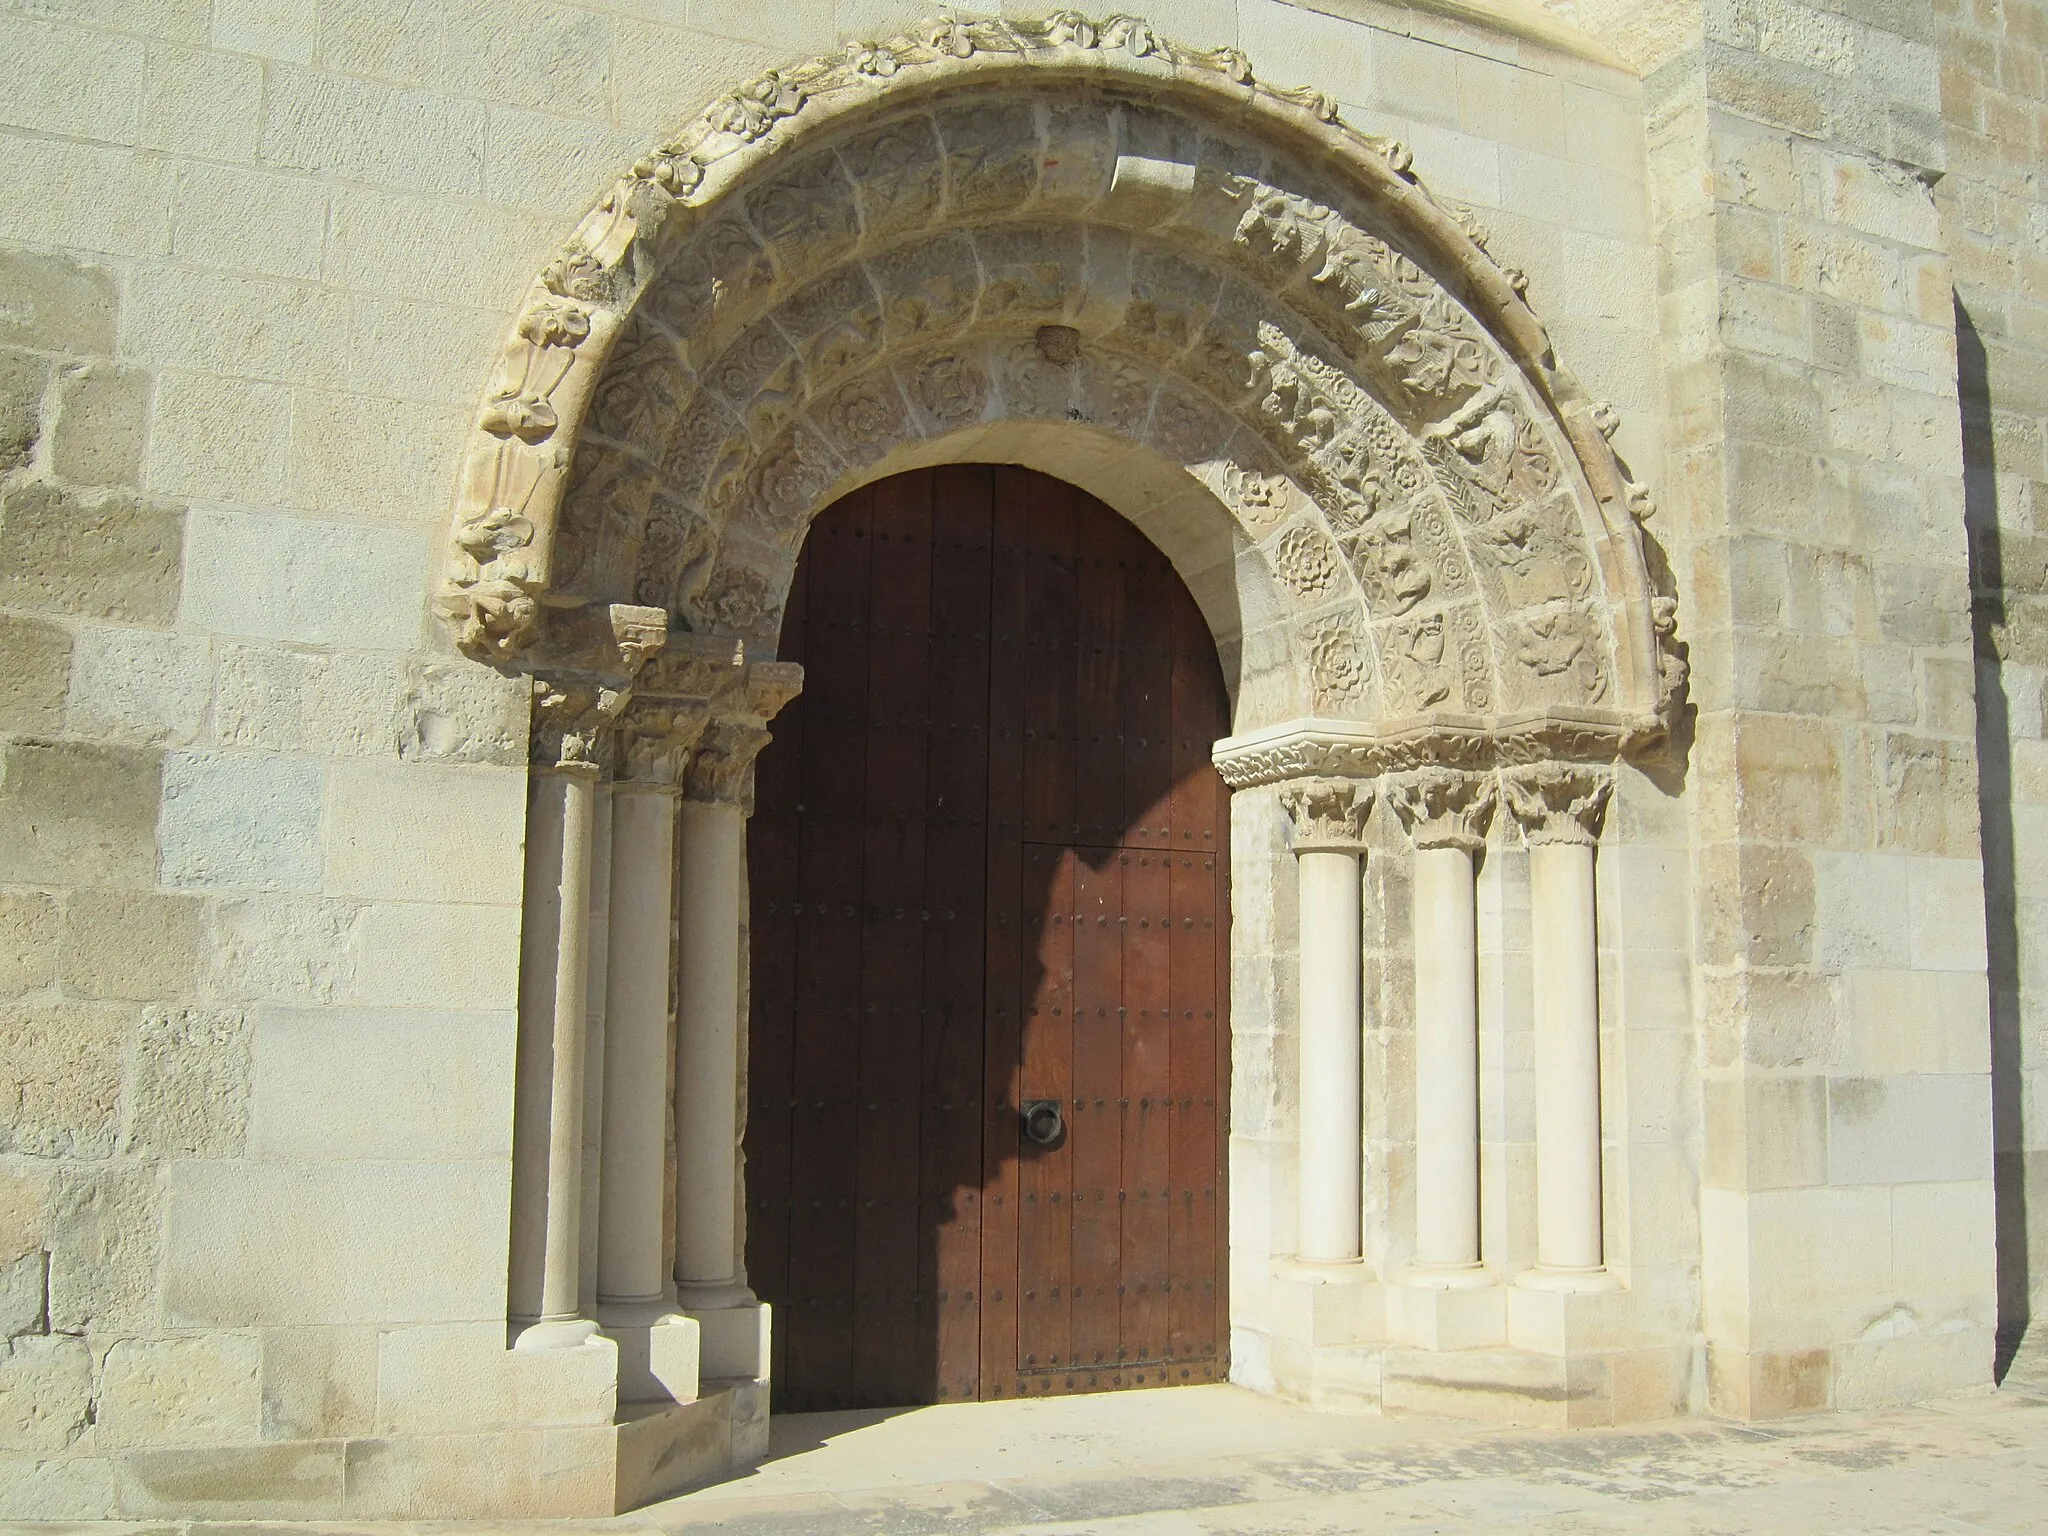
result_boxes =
[1957,295,2030,1375]
[740,465,1233,1413]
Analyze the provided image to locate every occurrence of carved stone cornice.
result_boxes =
[1501,763,1612,847]
[1279,777,1373,855]
[1386,767,1496,854]
[1212,710,1648,791]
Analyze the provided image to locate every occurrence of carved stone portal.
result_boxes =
[436,9,1684,778]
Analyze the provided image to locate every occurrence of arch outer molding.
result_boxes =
[434,9,1686,774]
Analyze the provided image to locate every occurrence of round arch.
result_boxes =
[435,7,1686,773]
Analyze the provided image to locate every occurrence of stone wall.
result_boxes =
[1634,0,1996,1415]
[1938,0,2048,1363]
[0,0,2012,1518]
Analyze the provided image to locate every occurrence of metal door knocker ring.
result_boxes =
[1021,1099,1065,1148]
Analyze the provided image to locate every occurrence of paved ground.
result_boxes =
[44,1354,2048,1534]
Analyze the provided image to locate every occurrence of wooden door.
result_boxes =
[746,465,1229,1413]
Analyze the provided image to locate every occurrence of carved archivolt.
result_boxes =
[436,10,1684,774]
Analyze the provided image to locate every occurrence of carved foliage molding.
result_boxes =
[1386,767,1497,854]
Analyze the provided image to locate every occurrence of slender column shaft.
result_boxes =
[1530,839,1603,1272]
[1297,847,1364,1262]
[675,796,745,1290]
[509,765,601,1339]
[598,785,677,1306]
[1413,844,1480,1269]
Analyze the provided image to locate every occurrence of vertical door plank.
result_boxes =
[744,553,806,1383]
[1167,577,1226,1371]
[978,467,1031,1401]
[785,489,874,1408]
[924,463,993,1403]
[1068,848,1123,1375]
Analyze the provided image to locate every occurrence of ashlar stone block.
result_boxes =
[65,623,209,746]
[0,1000,127,1157]
[0,1335,92,1453]
[0,482,182,623]
[44,1164,160,1334]
[0,346,47,474]
[123,1006,251,1158]
[0,893,56,999]
[95,1334,263,1449]
[160,750,324,893]
[0,248,117,354]
[59,888,203,1001]
[49,361,150,487]
[325,759,527,904]
[0,613,70,735]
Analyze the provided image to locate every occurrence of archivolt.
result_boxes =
[436,10,1685,762]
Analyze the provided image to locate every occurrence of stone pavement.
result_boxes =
[32,1359,2048,1534]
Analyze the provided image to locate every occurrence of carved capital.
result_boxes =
[1279,776,1373,854]
[531,677,630,774]
[746,660,805,725]
[1501,764,1611,847]
[1386,767,1496,854]
[524,601,669,679]
[685,718,775,808]
[616,698,710,788]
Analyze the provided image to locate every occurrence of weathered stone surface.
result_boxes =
[0,999,126,1158]
[205,893,360,1006]
[44,1164,161,1334]
[0,1335,92,1453]
[59,888,203,1001]
[0,1250,47,1340]
[65,623,209,746]
[122,1006,251,1158]
[158,751,323,892]
[96,1334,263,1449]
[0,249,117,354]
[0,614,71,735]
[395,659,529,765]
[49,361,150,487]
[0,347,47,474]
[117,1439,344,1519]
[0,482,182,623]
[0,739,161,888]
[258,1324,376,1441]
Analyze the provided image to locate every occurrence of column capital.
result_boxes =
[684,717,774,808]
[1501,763,1612,847]
[1279,776,1373,854]
[616,698,710,790]
[531,677,628,774]
[525,602,670,774]
[1386,767,1496,854]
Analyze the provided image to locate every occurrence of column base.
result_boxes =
[1273,1255,1374,1284]
[681,1292,773,1380]
[677,1278,755,1310]
[600,1296,702,1405]
[1399,1260,1492,1290]
[1388,1274,1505,1351]
[511,1316,604,1352]
[1516,1265,1623,1295]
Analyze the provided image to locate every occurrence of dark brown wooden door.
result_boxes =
[746,465,1229,1413]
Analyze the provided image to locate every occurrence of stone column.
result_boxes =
[511,679,626,1351]
[1504,764,1614,1286]
[1280,777,1373,1266]
[1388,768,1496,1279]
[597,700,708,1399]
[673,660,801,1380]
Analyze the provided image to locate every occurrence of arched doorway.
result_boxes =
[745,465,1231,1411]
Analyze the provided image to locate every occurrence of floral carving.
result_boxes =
[1386,767,1496,853]
[906,350,990,427]
[1501,764,1612,847]
[1220,464,1292,537]
[1274,522,1342,599]
[1306,616,1370,709]
[1279,776,1373,852]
